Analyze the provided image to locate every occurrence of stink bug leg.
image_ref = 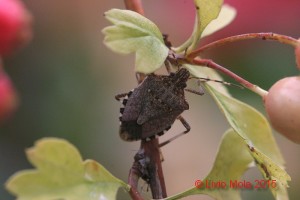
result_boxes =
[185,79,205,95]
[185,88,205,96]
[115,88,134,102]
[159,115,191,147]
[115,92,129,101]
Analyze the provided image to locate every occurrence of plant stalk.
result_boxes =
[124,0,167,199]
[188,32,299,59]
[188,58,268,97]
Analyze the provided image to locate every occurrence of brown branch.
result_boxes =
[187,32,299,59]
[190,58,253,88]
[124,0,144,15]
[124,0,167,199]
[142,139,167,199]
[185,58,268,97]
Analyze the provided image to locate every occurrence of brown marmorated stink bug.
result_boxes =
[115,67,242,144]
[115,68,196,143]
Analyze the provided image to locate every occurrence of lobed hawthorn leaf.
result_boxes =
[184,64,290,199]
[204,84,285,162]
[5,138,129,200]
[173,0,224,53]
[102,9,169,74]
[165,129,253,200]
[204,82,290,200]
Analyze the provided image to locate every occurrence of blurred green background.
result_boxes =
[1,0,300,199]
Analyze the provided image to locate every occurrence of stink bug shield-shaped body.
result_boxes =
[116,68,190,141]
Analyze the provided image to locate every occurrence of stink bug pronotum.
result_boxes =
[115,68,193,143]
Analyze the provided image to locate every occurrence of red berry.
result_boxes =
[0,0,33,56]
[0,67,18,121]
[264,76,300,144]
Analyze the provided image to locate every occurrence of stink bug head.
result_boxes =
[165,68,190,98]
[171,68,190,89]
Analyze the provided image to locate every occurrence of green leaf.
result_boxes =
[205,85,284,163]
[102,9,169,74]
[204,84,290,200]
[201,4,236,38]
[5,138,129,200]
[173,0,223,53]
[185,64,284,162]
[185,64,290,199]
[248,146,290,199]
[165,129,253,200]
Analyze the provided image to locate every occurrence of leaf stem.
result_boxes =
[188,32,299,59]
[164,187,197,200]
[124,0,144,15]
[188,58,268,97]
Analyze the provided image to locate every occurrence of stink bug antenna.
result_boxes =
[189,76,244,89]
[163,34,172,49]
[164,59,172,74]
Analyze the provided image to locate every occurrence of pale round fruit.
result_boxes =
[295,42,300,70]
[264,76,300,144]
